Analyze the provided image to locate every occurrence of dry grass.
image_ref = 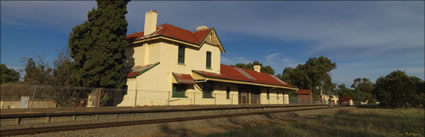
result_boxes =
[205,108,424,137]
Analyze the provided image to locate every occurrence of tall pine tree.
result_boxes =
[69,0,129,89]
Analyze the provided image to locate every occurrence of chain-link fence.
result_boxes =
[1,85,239,109]
[1,83,295,109]
[119,89,239,106]
[1,83,94,109]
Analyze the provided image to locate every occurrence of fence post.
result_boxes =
[214,93,216,105]
[167,91,170,106]
[134,89,137,107]
[30,85,37,111]
[231,94,233,105]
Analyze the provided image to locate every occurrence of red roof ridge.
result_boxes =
[192,64,296,89]
[220,64,261,74]
[192,70,223,77]
[126,23,213,45]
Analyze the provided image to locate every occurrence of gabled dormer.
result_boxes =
[125,10,225,77]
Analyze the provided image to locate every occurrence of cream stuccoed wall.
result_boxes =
[119,40,222,106]
[164,42,221,74]
[130,42,162,67]
[259,88,289,105]
[118,79,137,106]
[118,39,291,106]
[168,81,239,105]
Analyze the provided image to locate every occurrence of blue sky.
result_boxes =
[1,1,424,86]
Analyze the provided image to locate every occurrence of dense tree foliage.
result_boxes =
[14,52,81,106]
[51,51,74,87]
[351,78,376,103]
[336,84,354,98]
[281,56,336,97]
[69,0,130,106]
[50,51,82,107]
[374,70,424,108]
[232,61,275,75]
[23,58,52,84]
[0,64,20,84]
[336,78,376,104]
[69,0,130,89]
[281,67,312,90]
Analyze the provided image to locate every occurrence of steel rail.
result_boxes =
[1,104,327,118]
[0,106,336,136]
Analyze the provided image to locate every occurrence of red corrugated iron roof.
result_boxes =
[297,90,311,95]
[127,62,160,78]
[126,24,212,45]
[172,73,195,84]
[193,64,296,88]
[127,71,139,78]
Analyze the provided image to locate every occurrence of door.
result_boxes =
[250,89,260,104]
[238,90,249,104]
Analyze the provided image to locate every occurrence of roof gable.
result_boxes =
[198,29,225,53]
[126,24,225,52]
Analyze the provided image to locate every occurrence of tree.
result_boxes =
[69,0,129,88]
[351,78,374,93]
[23,58,36,82]
[281,66,312,90]
[23,57,52,85]
[336,84,353,98]
[0,64,20,84]
[50,50,83,107]
[51,51,74,87]
[374,70,424,108]
[281,56,336,99]
[303,57,336,97]
[69,0,130,106]
[232,61,275,75]
[351,78,376,103]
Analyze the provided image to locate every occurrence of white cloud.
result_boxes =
[262,52,303,74]
[1,1,423,84]
[264,53,280,65]
[1,1,96,31]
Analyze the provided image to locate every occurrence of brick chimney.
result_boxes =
[144,9,157,36]
[253,65,261,72]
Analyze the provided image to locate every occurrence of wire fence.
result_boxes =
[1,83,102,109]
[1,83,300,109]
[116,89,241,107]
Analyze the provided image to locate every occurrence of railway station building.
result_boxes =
[118,10,298,106]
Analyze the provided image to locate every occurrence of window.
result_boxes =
[203,82,213,98]
[226,87,230,99]
[267,89,270,99]
[206,51,211,69]
[178,46,185,64]
[172,84,186,98]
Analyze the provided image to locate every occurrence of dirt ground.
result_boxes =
[145,107,354,137]
[15,107,353,137]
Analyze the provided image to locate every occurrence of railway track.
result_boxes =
[0,105,337,136]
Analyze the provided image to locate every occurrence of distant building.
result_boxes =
[118,10,298,106]
[296,90,312,104]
